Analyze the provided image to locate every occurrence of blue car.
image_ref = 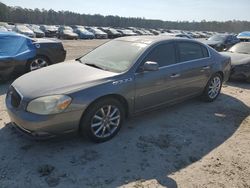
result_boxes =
[74,28,95,39]
[0,32,66,80]
[237,31,250,42]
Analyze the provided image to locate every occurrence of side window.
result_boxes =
[144,43,176,67]
[227,36,233,42]
[201,45,209,57]
[177,42,204,62]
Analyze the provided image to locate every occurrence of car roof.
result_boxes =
[0,31,31,39]
[115,35,198,45]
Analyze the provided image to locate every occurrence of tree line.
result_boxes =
[0,2,250,33]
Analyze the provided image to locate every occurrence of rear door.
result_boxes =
[176,41,213,97]
[134,42,182,112]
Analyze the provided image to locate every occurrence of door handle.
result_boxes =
[170,73,180,78]
[202,66,210,70]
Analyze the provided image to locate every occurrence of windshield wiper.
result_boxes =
[76,58,83,63]
[84,62,106,70]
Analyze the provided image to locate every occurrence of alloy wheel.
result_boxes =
[90,105,121,138]
[208,76,221,99]
[30,58,48,71]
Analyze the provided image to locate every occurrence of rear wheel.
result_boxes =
[246,76,250,83]
[202,73,222,102]
[80,98,125,143]
[27,56,49,72]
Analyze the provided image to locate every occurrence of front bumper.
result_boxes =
[61,35,78,40]
[230,65,250,81]
[6,92,84,138]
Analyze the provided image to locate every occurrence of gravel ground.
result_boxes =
[0,40,249,188]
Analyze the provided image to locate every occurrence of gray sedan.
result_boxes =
[6,36,231,142]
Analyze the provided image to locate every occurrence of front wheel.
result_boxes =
[202,73,222,102]
[80,98,125,143]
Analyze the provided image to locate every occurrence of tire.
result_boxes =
[246,77,250,83]
[79,98,125,143]
[26,56,50,72]
[202,73,222,102]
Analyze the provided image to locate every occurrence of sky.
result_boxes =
[2,0,250,22]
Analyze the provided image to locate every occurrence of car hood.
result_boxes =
[204,40,222,46]
[221,52,250,66]
[12,60,118,99]
[205,40,223,46]
[63,31,78,36]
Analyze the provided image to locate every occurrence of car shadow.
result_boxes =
[226,81,250,90]
[0,93,249,187]
[0,81,12,96]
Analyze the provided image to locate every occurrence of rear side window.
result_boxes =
[177,42,206,62]
[144,43,176,67]
[201,45,209,57]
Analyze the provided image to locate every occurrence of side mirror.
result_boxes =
[142,61,159,72]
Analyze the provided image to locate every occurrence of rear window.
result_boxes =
[177,42,207,62]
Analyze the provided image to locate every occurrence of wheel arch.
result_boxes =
[216,71,224,81]
[34,54,52,64]
[82,94,129,119]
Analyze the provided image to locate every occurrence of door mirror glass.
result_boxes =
[142,61,159,72]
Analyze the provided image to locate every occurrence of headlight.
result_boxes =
[27,95,72,115]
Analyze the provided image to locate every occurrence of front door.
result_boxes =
[134,42,182,112]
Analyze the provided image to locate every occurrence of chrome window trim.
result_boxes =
[158,44,211,70]
[135,41,211,73]
[159,43,211,69]
[159,55,211,70]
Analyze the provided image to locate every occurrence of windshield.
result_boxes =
[16,25,31,32]
[45,25,57,30]
[229,43,250,54]
[123,30,134,34]
[208,35,227,41]
[80,40,148,73]
[77,28,90,34]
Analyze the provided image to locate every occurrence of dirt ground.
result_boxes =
[0,40,249,188]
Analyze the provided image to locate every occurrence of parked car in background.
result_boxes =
[237,31,250,42]
[175,33,193,39]
[0,32,66,80]
[161,32,193,39]
[40,25,58,37]
[205,34,239,51]
[98,27,122,38]
[58,26,78,40]
[28,25,45,38]
[141,29,153,35]
[221,42,250,82]
[3,23,14,31]
[13,24,35,38]
[116,29,137,36]
[5,36,230,142]
[86,27,108,39]
[74,28,95,39]
[133,28,148,35]
[0,26,8,32]
[149,29,161,35]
